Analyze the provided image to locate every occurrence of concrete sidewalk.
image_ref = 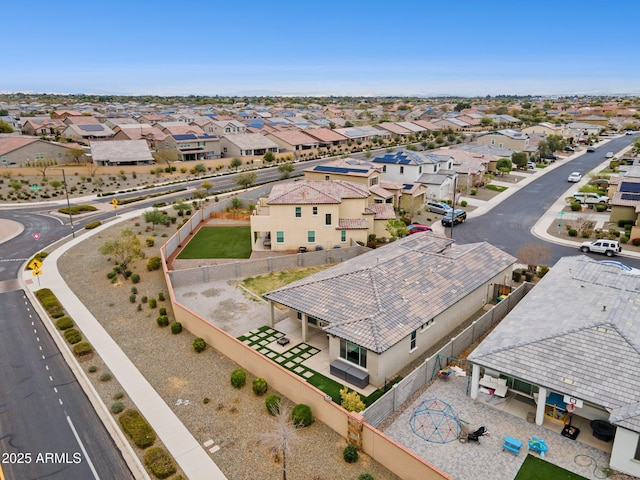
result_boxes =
[20,211,227,480]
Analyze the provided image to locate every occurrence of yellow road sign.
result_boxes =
[29,258,42,270]
[32,268,42,276]
[111,198,119,206]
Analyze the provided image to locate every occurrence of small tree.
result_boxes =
[263,151,276,163]
[33,159,56,177]
[235,172,257,190]
[385,219,408,239]
[496,158,512,175]
[201,180,214,195]
[142,208,168,231]
[277,162,295,179]
[153,148,180,173]
[66,147,85,164]
[229,157,243,171]
[516,243,552,274]
[259,404,298,480]
[511,152,528,170]
[193,163,206,177]
[98,228,144,275]
[172,199,190,216]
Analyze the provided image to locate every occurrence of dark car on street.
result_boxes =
[441,209,467,227]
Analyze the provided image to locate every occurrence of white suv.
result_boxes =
[580,240,622,257]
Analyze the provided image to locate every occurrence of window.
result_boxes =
[35,153,44,159]
[307,231,315,243]
[325,175,330,181]
[410,330,417,351]
[491,139,495,145]
[382,165,387,172]
[325,213,331,226]
[421,318,435,332]
[635,437,640,461]
[312,206,318,216]
[400,166,404,174]
[340,230,346,243]
[370,177,378,186]
[276,231,284,243]
[295,207,302,218]
[340,339,367,368]
[419,166,422,174]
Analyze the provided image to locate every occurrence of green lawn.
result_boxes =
[177,226,252,259]
[515,455,589,480]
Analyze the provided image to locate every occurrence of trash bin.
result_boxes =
[527,412,536,423]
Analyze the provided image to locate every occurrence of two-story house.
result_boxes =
[476,129,530,151]
[161,134,220,161]
[250,180,395,252]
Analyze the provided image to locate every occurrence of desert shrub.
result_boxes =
[55,316,74,330]
[131,273,140,284]
[621,235,629,244]
[537,265,550,278]
[608,228,620,238]
[524,271,535,282]
[252,378,268,396]
[230,369,246,389]
[88,365,98,373]
[170,322,182,334]
[570,202,581,211]
[460,200,468,207]
[512,270,522,282]
[470,188,477,196]
[145,237,155,247]
[141,295,148,303]
[265,394,281,415]
[340,386,365,412]
[84,220,102,230]
[618,219,634,228]
[113,391,125,400]
[159,307,167,316]
[131,286,138,294]
[148,298,157,308]
[192,338,206,353]
[100,372,112,382]
[119,409,156,449]
[156,315,169,327]
[129,294,137,303]
[107,271,117,280]
[35,288,65,318]
[359,475,374,480]
[64,328,82,344]
[291,404,313,428]
[632,238,640,246]
[73,342,93,357]
[111,402,124,414]
[343,444,359,463]
[147,256,161,271]
[596,204,607,212]
[568,229,578,237]
[143,447,176,479]
[158,292,165,301]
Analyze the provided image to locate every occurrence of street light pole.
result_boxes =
[55,168,75,238]
[451,174,457,240]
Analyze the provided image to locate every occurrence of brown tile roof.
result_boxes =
[337,218,369,229]
[264,234,516,352]
[0,137,40,155]
[365,203,396,219]
[267,130,318,146]
[267,180,370,205]
[304,127,349,143]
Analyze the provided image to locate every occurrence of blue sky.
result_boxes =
[3,1,638,97]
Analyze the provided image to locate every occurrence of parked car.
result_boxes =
[580,240,621,257]
[407,224,432,235]
[564,146,576,152]
[605,152,614,158]
[572,192,609,205]
[586,147,596,153]
[441,209,467,227]
[527,161,536,170]
[542,153,558,161]
[626,131,634,135]
[425,200,453,215]
[567,172,582,183]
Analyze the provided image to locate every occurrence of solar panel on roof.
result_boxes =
[79,124,104,131]
[621,182,640,193]
[173,134,197,140]
[621,193,640,201]
[314,166,369,174]
[398,159,411,164]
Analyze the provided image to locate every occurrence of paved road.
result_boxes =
[0,290,133,480]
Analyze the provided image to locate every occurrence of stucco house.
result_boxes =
[89,139,154,166]
[467,256,640,478]
[250,179,395,252]
[21,118,66,137]
[61,123,115,143]
[606,166,640,239]
[304,127,349,147]
[522,122,568,137]
[220,133,279,157]
[0,137,72,166]
[264,234,516,388]
[161,133,220,161]
[265,129,319,152]
[476,129,529,151]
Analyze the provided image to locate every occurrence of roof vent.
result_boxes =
[602,305,607,311]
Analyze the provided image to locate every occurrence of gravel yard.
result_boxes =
[56,218,401,480]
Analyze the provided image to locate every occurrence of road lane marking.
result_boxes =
[54,387,58,393]
[49,376,53,381]
[59,399,63,405]
[67,416,100,480]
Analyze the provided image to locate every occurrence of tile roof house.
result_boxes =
[61,123,115,142]
[112,124,168,150]
[476,129,529,151]
[220,133,279,157]
[265,129,320,152]
[607,167,640,239]
[161,133,220,161]
[0,137,72,166]
[89,139,154,166]
[21,118,66,136]
[468,256,640,478]
[303,127,349,146]
[250,180,395,253]
[264,234,516,387]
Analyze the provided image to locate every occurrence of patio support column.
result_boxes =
[269,302,274,328]
[470,364,480,400]
[301,313,308,342]
[535,386,547,426]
